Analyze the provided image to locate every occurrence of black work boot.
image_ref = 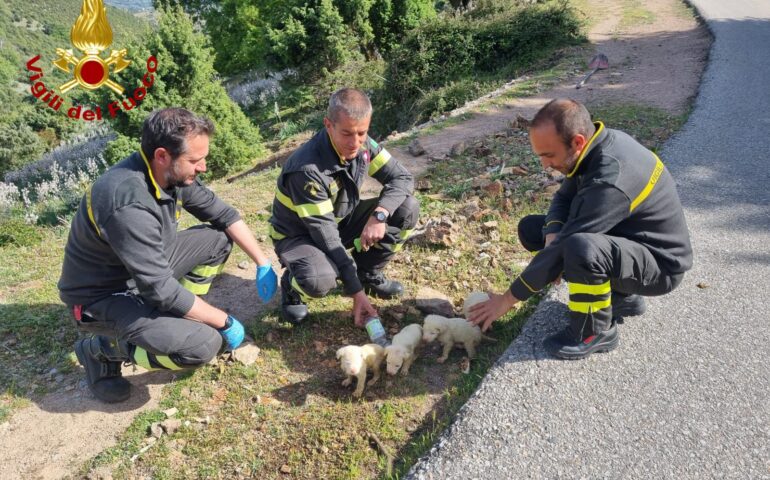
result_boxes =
[74,336,131,403]
[543,325,619,360]
[358,271,404,299]
[280,272,309,325]
[612,293,647,324]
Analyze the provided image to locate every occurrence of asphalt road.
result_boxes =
[407,1,770,478]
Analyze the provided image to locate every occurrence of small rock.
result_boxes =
[482,221,498,231]
[280,464,292,474]
[539,182,558,194]
[696,282,709,289]
[149,422,163,438]
[510,166,529,176]
[6,337,17,346]
[483,180,504,197]
[54,374,64,383]
[450,141,467,157]
[407,139,426,156]
[163,407,178,418]
[501,198,514,212]
[237,261,250,270]
[512,114,531,130]
[161,419,183,435]
[414,286,454,317]
[231,342,261,366]
[313,341,327,354]
[415,179,432,191]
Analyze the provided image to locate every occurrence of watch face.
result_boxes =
[374,211,387,222]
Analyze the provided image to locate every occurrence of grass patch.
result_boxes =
[619,0,656,29]
[590,103,690,153]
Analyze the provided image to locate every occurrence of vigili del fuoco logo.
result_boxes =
[25,0,158,121]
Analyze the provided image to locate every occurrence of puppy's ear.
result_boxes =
[336,347,344,360]
[384,345,392,355]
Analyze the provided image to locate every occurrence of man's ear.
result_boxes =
[571,134,588,154]
[323,117,333,130]
[153,147,172,167]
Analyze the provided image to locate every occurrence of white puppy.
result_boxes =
[422,314,483,363]
[384,323,422,376]
[336,344,385,398]
[463,291,490,318]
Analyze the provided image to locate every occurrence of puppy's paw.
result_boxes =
[400,368,409,376]
[367,377,378,387]
[341,378,352,387]
[352,389,363,398]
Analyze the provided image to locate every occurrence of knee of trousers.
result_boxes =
[172,327,223,366]
[517,215,546,252]
[294,265,338,298]
[213,230,234,261]
[390,195,420,229]
[562,233,609,279]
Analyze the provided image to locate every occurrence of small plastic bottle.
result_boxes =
[364,316,389,347]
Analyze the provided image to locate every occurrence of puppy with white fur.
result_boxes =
[384,323,422,376]
[463,291,491,318]
[336,344,385,398]
[422,314,484,363]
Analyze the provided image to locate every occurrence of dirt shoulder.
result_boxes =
[0,1,710,478]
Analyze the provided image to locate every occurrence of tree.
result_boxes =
[98,6,264,178]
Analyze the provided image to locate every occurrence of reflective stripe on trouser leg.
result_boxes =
[291,276,312,302]
[567,280,612,338]
[132,346,184,370]
[179,262,225,295]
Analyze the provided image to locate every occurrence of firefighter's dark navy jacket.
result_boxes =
[58,152,241,316]
[510,122,693,301]
[268,130,413,294]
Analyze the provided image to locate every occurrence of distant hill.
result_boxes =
[0,0,151,175]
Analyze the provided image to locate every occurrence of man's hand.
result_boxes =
[359,208,388,250]
[217,315,245,351]
[544,232,558,247]
[468,290,519,332]
[351,290,378,327]
[255,262,277,302]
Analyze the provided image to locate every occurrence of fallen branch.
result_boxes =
[368,432,394,477]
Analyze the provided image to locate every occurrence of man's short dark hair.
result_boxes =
[327,88,372,123]
[530,98,595,148]
[141,108,214,159]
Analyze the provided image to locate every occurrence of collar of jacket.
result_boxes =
[136,149,173,201]
[316,130,362,174]
[567,121,606,178]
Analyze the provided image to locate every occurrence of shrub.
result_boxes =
[0,218,44,247]
[376,0,583,132]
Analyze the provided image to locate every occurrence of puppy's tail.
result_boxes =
[481,334,498,343]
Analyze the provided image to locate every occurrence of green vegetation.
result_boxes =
[92,6,265,177]
[0,0,150,176]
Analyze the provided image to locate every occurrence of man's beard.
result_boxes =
[166,161,193,188]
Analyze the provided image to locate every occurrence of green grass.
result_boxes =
[619,0,656,29]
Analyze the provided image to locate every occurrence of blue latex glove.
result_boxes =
[256,262,277,302]
[217,315,245,351]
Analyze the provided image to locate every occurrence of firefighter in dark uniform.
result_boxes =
[58,108,278,402]
[269,88,419,326]
[468,98,692,359]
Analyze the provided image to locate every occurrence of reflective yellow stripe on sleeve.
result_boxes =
[269,224,286,240]
[629,155,665,212]
[368,149,392,176]
[275,188,334,218]
[133,347,154,370]
[190,263,226,278]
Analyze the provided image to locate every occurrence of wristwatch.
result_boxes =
[372,210,388,222]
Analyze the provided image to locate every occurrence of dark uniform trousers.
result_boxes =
[274,195,419,299]
[74,225,232,370]
[518,215,684,338]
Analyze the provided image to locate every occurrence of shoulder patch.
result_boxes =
[304,180,323,198]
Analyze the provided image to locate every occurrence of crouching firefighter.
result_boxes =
[468,98,692,359]
[269,88,420,326]
[58,108,278,403]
